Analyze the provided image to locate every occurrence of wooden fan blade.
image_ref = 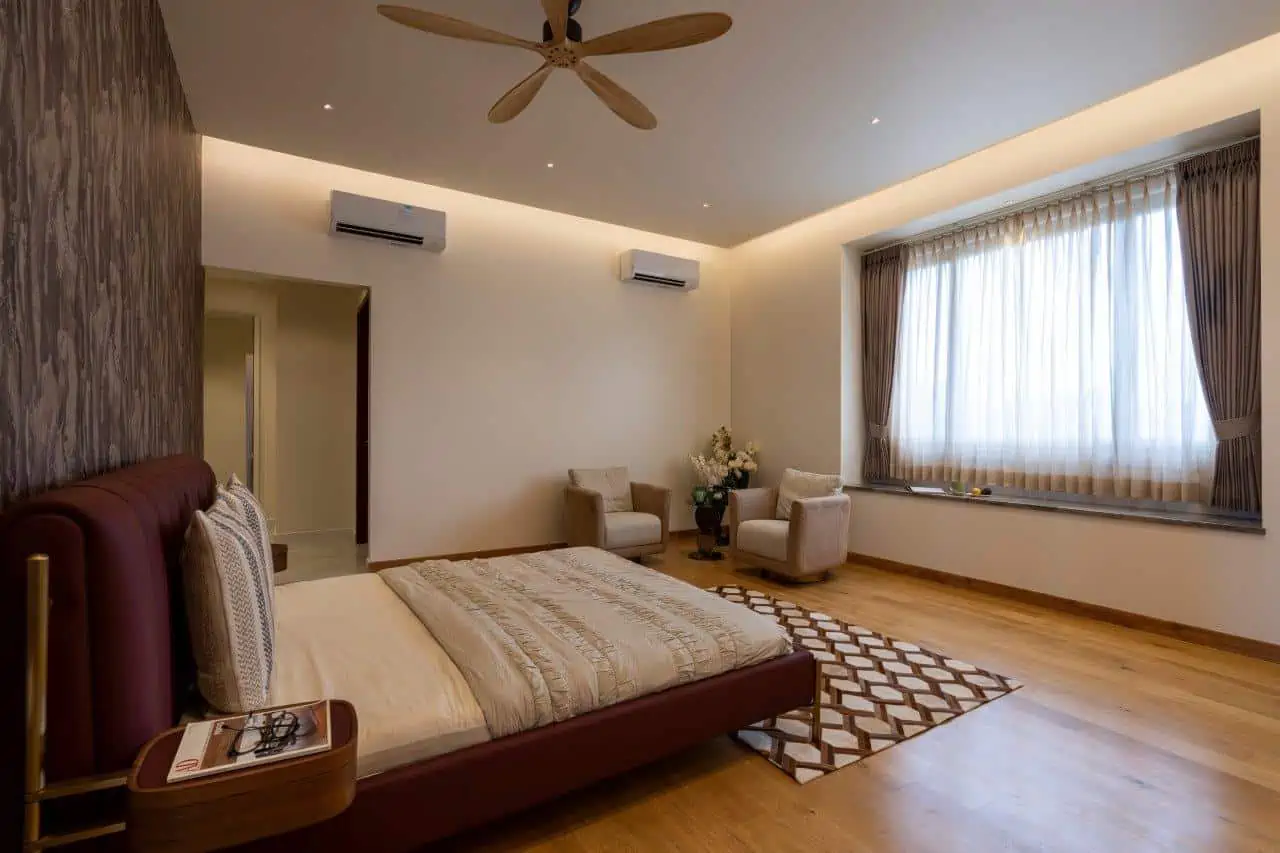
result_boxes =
[576,62,657,130]
[579,13,732,57]
[488,63,554,123]
[377,5,539,51]
[542,0,569,44]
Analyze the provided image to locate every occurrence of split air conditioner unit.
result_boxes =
[329,190,446,252]
[618,249,700,291]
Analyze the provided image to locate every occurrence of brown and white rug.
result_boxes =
[711,586,1021,784]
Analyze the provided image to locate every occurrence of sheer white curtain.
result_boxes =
[888,169,1216,501]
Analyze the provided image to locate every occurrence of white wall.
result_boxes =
[730,34,1280,643]
[202,139,730,562]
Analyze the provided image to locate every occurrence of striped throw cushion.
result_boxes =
[222,474,273,567]
[182,492,276,712]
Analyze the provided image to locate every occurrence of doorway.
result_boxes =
[203,271,369,582]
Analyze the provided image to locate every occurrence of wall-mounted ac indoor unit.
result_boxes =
[329,190,446,252]
[618,249,700,291]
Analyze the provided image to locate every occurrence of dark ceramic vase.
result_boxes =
[692,504,727,560]
[694,504,726,535]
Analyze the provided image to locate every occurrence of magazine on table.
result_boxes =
[167,699,331,783]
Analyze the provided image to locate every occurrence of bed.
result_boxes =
[0,455,816,852]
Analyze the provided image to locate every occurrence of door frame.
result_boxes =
[356,294,370,546]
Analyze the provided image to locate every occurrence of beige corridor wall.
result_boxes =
[205,276,279,523]
[729,34,1280,644]
[273,281,363,535]
[201,140,730,562]
[204,275,362,535]
[203,315,255,485]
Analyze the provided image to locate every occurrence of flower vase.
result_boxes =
[691,504,726,561]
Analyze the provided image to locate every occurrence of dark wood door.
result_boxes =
[356,295,370,545]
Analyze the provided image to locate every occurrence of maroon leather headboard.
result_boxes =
[0,455,216,847]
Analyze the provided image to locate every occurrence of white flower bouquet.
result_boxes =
[690,427,760,506]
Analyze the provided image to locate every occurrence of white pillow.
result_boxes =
[568,467,633,513]
[775,468,842,520]
[182,492,276,712]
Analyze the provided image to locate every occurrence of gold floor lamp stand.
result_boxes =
[23,553,128,851]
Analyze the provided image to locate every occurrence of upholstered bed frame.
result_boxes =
[0,455,817,851]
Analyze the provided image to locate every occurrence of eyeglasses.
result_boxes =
[225,710,315,759]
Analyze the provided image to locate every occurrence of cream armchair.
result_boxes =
[564,467,670,559]
[729,485,850,582]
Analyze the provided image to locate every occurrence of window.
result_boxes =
[888,170,1217,503]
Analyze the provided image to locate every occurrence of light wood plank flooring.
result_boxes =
[430,542,1280,852]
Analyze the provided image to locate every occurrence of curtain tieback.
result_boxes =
[867,422,888,440]
[1213,412,1260,442]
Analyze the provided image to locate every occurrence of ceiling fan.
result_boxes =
[376,0,732,130]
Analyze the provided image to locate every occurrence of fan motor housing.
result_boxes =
[543,0,584,42]
[543,18,583,43]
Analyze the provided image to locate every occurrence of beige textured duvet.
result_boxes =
[379,546,792,737]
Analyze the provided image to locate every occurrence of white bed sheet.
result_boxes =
[269,573,490,777]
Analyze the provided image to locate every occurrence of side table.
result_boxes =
[127,700,358,853]
[270,542,288,573]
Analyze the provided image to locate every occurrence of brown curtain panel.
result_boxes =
[860,246,906,482]
[1177,139,1262,513]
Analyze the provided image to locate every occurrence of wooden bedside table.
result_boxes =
[271,542,288,573]
[127,700,358,853]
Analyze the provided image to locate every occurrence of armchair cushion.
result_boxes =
[604,512,662,550]
[737,519,790,563]
[776,468,842,520]
[729,487,777,525]
[568,467,632,513]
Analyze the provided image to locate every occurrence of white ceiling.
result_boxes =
[159,0,1280,246]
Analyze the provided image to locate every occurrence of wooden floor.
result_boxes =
[430,543,1280,853]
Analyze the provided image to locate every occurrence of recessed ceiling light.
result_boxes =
[703,202,712,208]
[870,117,881,125]
[323,103,334,111]
[546,162,555,169]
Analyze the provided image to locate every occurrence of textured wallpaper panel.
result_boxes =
[0,0,202,506]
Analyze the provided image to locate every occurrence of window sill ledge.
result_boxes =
[844,483,1264,536]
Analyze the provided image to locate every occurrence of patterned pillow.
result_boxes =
[775,468,842,520]
[182,492,275,712]
[568,467,633,513]
[222,474,273,570]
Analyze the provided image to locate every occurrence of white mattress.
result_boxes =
[269,573,490,777]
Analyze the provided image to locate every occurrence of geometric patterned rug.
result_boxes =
[711,586,1021,784]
